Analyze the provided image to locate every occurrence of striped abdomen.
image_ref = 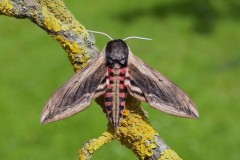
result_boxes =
[105,67,127,128]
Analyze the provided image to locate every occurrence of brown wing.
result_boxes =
[125,51,199,118]
[41,53,107,124]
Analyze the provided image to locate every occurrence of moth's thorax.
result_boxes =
[105,39,129,68]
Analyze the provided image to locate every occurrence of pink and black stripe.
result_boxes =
[105,68,127,128]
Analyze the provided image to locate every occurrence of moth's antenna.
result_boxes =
[87,30,113,40]
[123,36,152,41]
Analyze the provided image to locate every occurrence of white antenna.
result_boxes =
[87,30,113,40]
[123,36,152,41]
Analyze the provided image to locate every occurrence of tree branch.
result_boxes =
[0,0,98,71]
[0,0,182,159]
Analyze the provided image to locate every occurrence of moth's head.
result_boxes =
[105,39,129,68]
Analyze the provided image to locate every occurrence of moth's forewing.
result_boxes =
[125,51,199,118]
[41,52,107,124]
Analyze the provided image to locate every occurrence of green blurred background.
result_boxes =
[0,0,240,159]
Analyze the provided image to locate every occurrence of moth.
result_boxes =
[41,37,199,129]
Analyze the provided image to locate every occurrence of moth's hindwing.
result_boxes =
[41,53,107,124]
[125,51,199,118]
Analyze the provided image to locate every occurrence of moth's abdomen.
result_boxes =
[105,67,127,129]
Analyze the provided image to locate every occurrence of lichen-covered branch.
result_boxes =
[0,0,98,71]
[0,0,182,159]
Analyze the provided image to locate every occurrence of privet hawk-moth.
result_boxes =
[41,39,199,129]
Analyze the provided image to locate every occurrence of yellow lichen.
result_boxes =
[41,2,91,71]
[42,0,89,37]
[159,149,182,160]
[114,97,159,159]
[42,6,65,32]
[50,34,89,71]
[79,131,114,160]
[0,0,13,16]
